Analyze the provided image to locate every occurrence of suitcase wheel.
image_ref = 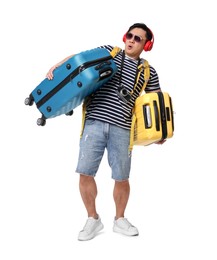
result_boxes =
[24,95,34,106]
[37,117,46,126]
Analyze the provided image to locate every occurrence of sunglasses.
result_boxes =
[126,32,144,43]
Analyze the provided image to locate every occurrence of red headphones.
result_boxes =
[123,29,154,52]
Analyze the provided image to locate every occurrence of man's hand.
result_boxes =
[46,65,58,80]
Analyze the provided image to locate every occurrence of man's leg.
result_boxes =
[113,179,138,236]
[78,174,103,241]
[113,180,130,219]
[79,174,98,218]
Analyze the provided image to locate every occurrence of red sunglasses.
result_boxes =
[126,32,145,43]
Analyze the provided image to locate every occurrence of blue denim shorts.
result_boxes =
[75,119,132,181]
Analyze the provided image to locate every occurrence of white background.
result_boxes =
[0,0,217,259]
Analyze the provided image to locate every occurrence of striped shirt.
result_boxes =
[85,45,161,130]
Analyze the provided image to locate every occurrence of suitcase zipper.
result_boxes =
[36,55,113,108]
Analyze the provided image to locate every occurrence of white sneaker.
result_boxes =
[113,217,139,236]
[78,217,104,241]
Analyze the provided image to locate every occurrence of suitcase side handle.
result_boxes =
[143,105,152,128]
[98,68,114,80]
[95,61,115,80]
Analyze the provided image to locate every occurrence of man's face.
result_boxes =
[124,28,147,59]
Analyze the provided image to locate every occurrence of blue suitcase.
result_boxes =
[25,48,117,126]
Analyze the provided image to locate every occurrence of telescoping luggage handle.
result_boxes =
[36,55,115,109]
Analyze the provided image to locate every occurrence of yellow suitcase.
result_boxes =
[130,92,174,148]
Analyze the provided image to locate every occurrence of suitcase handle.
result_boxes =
[143,105,152,128]
[99,68,114,80]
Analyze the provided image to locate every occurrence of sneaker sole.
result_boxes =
[113,225,139,236]
[78,223,104,241]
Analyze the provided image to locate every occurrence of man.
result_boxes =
[46,23,164,241]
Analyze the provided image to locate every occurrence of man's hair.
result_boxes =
[127,23,152,41]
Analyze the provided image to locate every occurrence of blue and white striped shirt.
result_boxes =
[85,45,161,129]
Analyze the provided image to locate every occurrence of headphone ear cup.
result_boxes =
[123,34,126,43]
[144,40,153,51]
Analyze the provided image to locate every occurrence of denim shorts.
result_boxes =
[75,119,132,181]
